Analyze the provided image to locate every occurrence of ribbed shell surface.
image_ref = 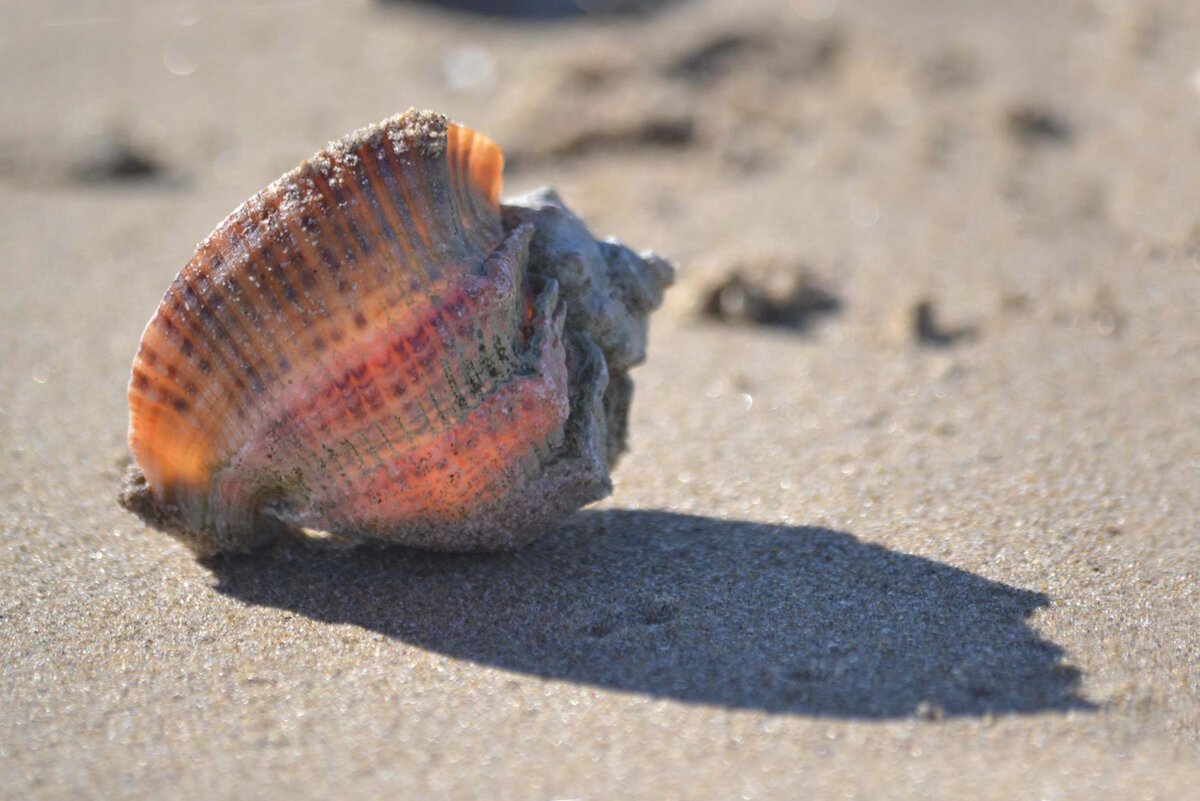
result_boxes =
[126,111,574,550]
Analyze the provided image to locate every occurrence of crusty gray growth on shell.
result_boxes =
[503,188,674,469]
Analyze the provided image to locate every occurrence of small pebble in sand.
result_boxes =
[910,298,976,347]
[1006,105,1073,147]
[73,130,163,184]
[700,263,841,332]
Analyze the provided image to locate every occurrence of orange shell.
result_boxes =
[120,109,672,555]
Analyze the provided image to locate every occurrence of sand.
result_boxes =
[2,0,1198,797]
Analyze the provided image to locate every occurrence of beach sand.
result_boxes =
[2,0,1198,797]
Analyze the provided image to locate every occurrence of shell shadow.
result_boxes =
[205,510,1094,718]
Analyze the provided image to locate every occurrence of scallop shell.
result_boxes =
[119,109,673,555]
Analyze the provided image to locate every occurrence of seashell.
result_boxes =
[118,109,673,556]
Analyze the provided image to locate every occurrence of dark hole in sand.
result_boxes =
[701,271,842,332]
[504,114,696,170]
[377,0,680,20]
[664,31,763,82]
[555,115,696,156]
[1006,105,1073,147]
[912,298,977,347]
[206,510,1093,718]
[72,133,164,184]
[664,28,840,86]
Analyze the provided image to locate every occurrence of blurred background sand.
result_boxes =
[2,0,1199,797]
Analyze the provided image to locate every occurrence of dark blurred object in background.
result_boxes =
[380,0,680,20]
[72,130,164,185]
[701,265,842,333]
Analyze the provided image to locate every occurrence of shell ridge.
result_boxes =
[381,113,501,291]
[443,126,507,275]
[444,124,502,252]
[352,145,432,291]
[341,157,412,292]
[171,265,253,422]
[167,272,258,468]
[304,169,400,329]
[376,144,436,258]
[249,215,323,339]
[215,213,287,388]
[318,173,377,285]
[460,133,496,245]
[299,172,360,279]
[406,139,465,279]
[177,265,265,456]
[443,125,471,235]
[461,135,493,229]
[449,123,504,214]
[220,212,314,432]
[273,174,345,306]
[134,264,261,494]
[130,309,202,454]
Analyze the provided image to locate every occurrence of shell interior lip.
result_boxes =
[121,110,674,556]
